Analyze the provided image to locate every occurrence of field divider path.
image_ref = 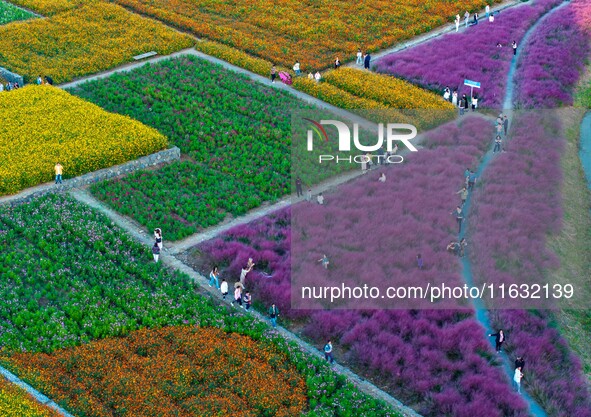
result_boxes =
[361,0,523,66]
[0,365,77,417]
[459,2,571,416]
[68,187,423,417]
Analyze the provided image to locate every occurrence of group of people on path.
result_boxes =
[271,48,372,85]
[488,330,526,393]
[210,258,255,311]
[1,75,53,92]
[455,5,499,32]
[442,87,477,115]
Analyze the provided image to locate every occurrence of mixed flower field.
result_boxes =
[1,0,591,415]
[113,0,497,70]
[0,2,192,84]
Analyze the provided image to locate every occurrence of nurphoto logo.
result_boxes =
[304,118,418,165]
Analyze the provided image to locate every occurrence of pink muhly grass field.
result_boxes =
[375,0,563,108]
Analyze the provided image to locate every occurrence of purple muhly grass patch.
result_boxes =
[514,0,591,108]
[491,310,591,417]
[198,117,533,416]
[469,112,563,305]
[375,0,564,108]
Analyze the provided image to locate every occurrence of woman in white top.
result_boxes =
[314,71,321,82]
[356,49,363,65]
[514,367,523,393]
[455,14,460,32]
[379,173,386,183]
[452,91,458,106]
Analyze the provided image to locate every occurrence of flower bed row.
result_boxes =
[8,0,89,15]
[113,0,497,71]
[0,194,404,417]
[0,85,168,196]
[0,0,34,24]
[5,327,308,417]
[468,112,591,415]
[192,117,536,417]
[72,55,366,240]
[513,0,591,108]
[0,2,193,84]
[0,377,60,417]
[375,0,564,107]
[195,39,455,128]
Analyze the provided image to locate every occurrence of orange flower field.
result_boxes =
[114,0,498,70]
[2,327,308,417]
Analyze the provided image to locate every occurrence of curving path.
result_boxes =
[457,2,571,416]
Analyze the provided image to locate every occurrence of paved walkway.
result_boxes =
[68,187,422,417]
[0,366,76,417]
[363,0,523,66]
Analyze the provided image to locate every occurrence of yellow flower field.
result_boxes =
[0,2,193,84]
[114,0,497,70]
[0,377,60,417]
[0,85,168,195]
[8,0,92,15]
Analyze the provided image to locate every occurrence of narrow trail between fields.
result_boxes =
[68,188,422,417]
[578,112,591,194]
[458,2,570,416]
[0,366,76,417]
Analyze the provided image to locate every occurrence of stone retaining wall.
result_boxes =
[0,146,180,206]
[0,67,24,86]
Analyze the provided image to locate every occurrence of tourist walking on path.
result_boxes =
[452,90,458,106]
[232,285,243,308]
[456,186,468,206]
[503,115,509,136]
[485,4,490,18]
[314,71,322,82]
[464,11,470,28]
[220,279,228,300]
[324,340,335,364]
[243,291,252,311]
[452,206,464,234]
[459,238,467,257]
[154,228,163,250]
[459,96,465,115]
[306,188,312,202]
[269,304,279,327]
[455,14,460,32]
[443,86,451,101]
[515,356,525,370]
[467,170,477,190]
[473,12,479,25]
[471,95,478,111]
[54,162,63,184]
[493,135,502,153]
[514,367,524,393]
[296,176,303,197]
[319,254,329,269]
[209,266,220,289]
[364,52,371,69]
[293,61,301,76]
[271,65,277,83]
[489,329,505,352]
[512,41,517,56]
[417,254,424,270]
[334,57,341,69]
[152,242,160,263]
[356,48,363,65]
